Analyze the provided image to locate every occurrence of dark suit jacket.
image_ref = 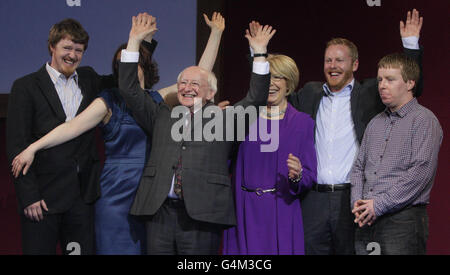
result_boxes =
[288,47,424,144]
[6,65,114,213]
[118,62,270,227]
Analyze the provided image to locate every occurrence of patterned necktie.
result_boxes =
[173,111,194,199]
[174,155,183,199]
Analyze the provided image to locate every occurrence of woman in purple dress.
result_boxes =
[222,49,317,255]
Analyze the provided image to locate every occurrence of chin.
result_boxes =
[180,100,194,108]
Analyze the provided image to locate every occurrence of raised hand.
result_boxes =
[144,14,158,43]
[203,12,225,34]
[400,9,423,38]
[248,21,261,37]
[245,23,276,54]
[128,13,158,51]
[11,146,37,178]
[287,153,303,181]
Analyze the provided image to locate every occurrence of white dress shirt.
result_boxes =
[46,63,83,121]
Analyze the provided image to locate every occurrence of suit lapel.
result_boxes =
[36,65,66,122]
[312,83,325,120]
[76,74,91,115]
[350,81,361,123]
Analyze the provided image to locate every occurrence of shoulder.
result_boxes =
[413,104,442,128]
[366,111,385,129]
[148,90,164,104]
[98,88,123,107]
[77,65,97,75]
[10,66,45,92]
[302,81,324,93]
[76,66,101,80]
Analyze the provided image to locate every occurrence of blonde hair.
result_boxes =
[267,54,300,95]
[326,38,359,62]
[378,53,420,95]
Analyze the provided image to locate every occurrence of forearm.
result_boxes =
[373,119,442,216]
[292,159,316,195]
[6,85,41,208]
[235,62,270,108]
[198,30,223,71]
[119,60,156,133]
[350,147,368,207]
[31,98,107,152]
[292,120,317,195]
[142,38,157,54]
[373,160,438,216]
[158,84,177,101]
[403,46,424,97]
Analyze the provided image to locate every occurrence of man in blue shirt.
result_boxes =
[288,9,424,254]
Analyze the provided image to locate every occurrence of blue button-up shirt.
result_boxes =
[315,79,359,185]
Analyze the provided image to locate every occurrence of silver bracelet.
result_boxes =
[289,168,303,183]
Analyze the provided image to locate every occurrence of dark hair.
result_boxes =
[112,43,160,89]
[48,18,89,56]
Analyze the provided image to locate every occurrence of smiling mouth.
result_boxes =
[182,94,196,98]
[64,58,76,65]
[328,72,342,78]
[269,89,278,95]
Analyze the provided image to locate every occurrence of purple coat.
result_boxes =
[222,103,317,255]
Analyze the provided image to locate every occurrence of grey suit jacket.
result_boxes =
[119,62,270,226]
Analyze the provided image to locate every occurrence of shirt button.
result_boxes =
[374,172,377,175]
[182,146,186,150]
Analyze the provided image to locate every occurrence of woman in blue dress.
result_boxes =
[11,12,226,254]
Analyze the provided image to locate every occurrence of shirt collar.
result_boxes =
[46,62,78,85]
[323,79,355,97]
[384,98,418,118]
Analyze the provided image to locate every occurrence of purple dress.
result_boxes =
[222,103,317,255]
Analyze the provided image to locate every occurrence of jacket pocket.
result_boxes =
[206,173,231,187]
[143,166,156,177]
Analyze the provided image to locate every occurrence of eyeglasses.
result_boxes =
[271,75,286,82]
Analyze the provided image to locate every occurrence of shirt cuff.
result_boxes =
[120,49,139,63]
[252,61,270,75]
[402,36,420,50]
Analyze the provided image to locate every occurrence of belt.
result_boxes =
[312,183,350,193]
[241,186,276,196]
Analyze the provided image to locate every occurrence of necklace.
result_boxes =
[261,106,286,118]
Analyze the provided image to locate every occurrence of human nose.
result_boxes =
[329,60,337,68]
[378,79,387,89]
[184,82,193,90]
[67,49,77,59]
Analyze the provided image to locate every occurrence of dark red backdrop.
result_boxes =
[1,0,449,254]
[216,0,449,254]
